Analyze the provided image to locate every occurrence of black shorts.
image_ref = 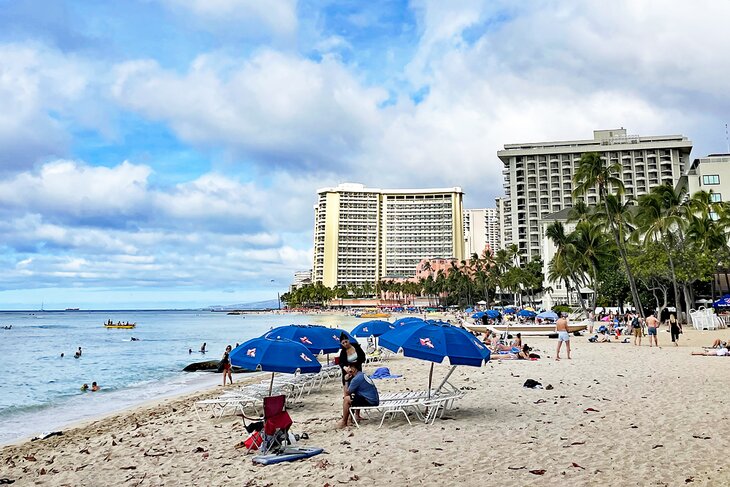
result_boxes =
[350,393,375,408]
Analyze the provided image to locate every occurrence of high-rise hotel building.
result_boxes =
[463,208,501,257]
[313,183,465,287]
[496,128,693,258]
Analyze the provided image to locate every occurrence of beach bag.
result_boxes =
[243,431,263,450]
[631,317,640,329]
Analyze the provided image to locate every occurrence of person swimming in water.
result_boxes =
[81,383,89,392]
[200,342,207,354]
[91,382,100,392]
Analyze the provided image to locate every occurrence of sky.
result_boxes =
[0,0,729,309]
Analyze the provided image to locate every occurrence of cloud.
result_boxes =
[160,0,298,39]
[0,159,316,294]
[0,42,120,173]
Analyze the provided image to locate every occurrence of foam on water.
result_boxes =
[0,310,359,445]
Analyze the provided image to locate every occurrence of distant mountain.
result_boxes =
[207,299,281,311]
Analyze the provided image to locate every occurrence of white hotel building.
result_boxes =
[496,128,693,260]
[313,183,465,287]
[463,208,501,257]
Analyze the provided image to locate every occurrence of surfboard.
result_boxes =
[252,446,324,465]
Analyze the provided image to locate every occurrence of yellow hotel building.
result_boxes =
[313,183,465,287]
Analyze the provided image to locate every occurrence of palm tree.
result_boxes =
[545,221,587,311]
[572,220,608,311]
[636,185,689,321]
[573,152,644,316]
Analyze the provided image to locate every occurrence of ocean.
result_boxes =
[0,310,360,445]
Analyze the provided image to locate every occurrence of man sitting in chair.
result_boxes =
[337,364,379,428]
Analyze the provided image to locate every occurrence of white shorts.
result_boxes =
[557,331,570,342]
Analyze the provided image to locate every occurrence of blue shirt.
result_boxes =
[348,371,379,405]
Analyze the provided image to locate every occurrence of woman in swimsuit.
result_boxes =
[338,333,365,384]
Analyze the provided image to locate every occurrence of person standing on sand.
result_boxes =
[646,313,660,347]
[220,345,233,386]
[555,313,571,360]
[588,310,595,334]
[668,314,682,346]
[631,314,643,346]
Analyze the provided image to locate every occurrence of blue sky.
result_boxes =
[0,0,728,309]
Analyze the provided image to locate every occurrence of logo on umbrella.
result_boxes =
[363,327,369,332]
[300,353,312,362]
[300,336,313,345]
[420,337,434,349]
[247,348,256,357]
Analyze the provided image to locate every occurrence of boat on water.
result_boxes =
[358,312,391,319]
[104,321,137,329]
[466,321,587,337]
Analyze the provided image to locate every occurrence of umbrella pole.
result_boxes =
[269,372,275,396]
[434,365,457,395]
[428,363,434,399]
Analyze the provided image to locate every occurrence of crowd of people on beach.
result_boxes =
[585,310,683,347]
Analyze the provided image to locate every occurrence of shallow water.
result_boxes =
[0,310,359,445]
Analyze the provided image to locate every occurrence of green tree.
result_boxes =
[573,151,644,316]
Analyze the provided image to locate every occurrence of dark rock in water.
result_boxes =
[182,361,248,373]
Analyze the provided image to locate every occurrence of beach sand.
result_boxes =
[3,326,730,486]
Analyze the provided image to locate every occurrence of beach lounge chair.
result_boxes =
[194,393,260,421]
[242,395,293,454]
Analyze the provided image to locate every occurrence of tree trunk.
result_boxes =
[664,240,684,324]
[602,195,644,317]
[682,283,693,325]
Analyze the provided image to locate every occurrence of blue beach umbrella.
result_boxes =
[536,310,559,321]
[471,311,486,319]
[230,336,322,394]
[351,320,395,338]
[379,321,491,397]
[264,324,355,354]
[393,317,426,327]
[503,307,517,314]
[517,309,537,318]
[713,295,730,308]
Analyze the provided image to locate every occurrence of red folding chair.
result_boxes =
[243,395,293,454]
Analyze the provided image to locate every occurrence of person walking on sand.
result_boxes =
[668,314,682,346]
[631,313,643,346]
[220,345,233,386]
[555,313,571,360]
[646,313,660,347]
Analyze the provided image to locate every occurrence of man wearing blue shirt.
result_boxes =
[337,364,379,428]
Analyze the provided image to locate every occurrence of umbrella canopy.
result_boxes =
[379,321,491,367]
[477,300,487,305]
[517,309,537,318]
[351,320,395,337]
[503,307,517,314]
[601,315,612,321]
[471,311,486,319]
[393,317,426,327]
[523,306,535,312]
[713,295,730,308]
[485,310,501,319]
[264,324,355,354]
[230,337,322,374]
[536,310,558,321]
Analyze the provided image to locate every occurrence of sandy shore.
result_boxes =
[3,326,730,486]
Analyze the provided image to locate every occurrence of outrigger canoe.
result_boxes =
[104,323,136,329]
[466,321,586,337]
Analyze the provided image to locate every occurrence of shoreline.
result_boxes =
[4,327,730,485]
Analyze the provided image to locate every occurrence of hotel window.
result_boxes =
[711,193,722,203]
[703,175,720,185]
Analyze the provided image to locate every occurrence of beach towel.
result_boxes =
[369,367,402,379]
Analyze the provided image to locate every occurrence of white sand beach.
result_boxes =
[3,327,730,486]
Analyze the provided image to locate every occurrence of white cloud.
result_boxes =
[111,50,388,172]
[161,0,298,39]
